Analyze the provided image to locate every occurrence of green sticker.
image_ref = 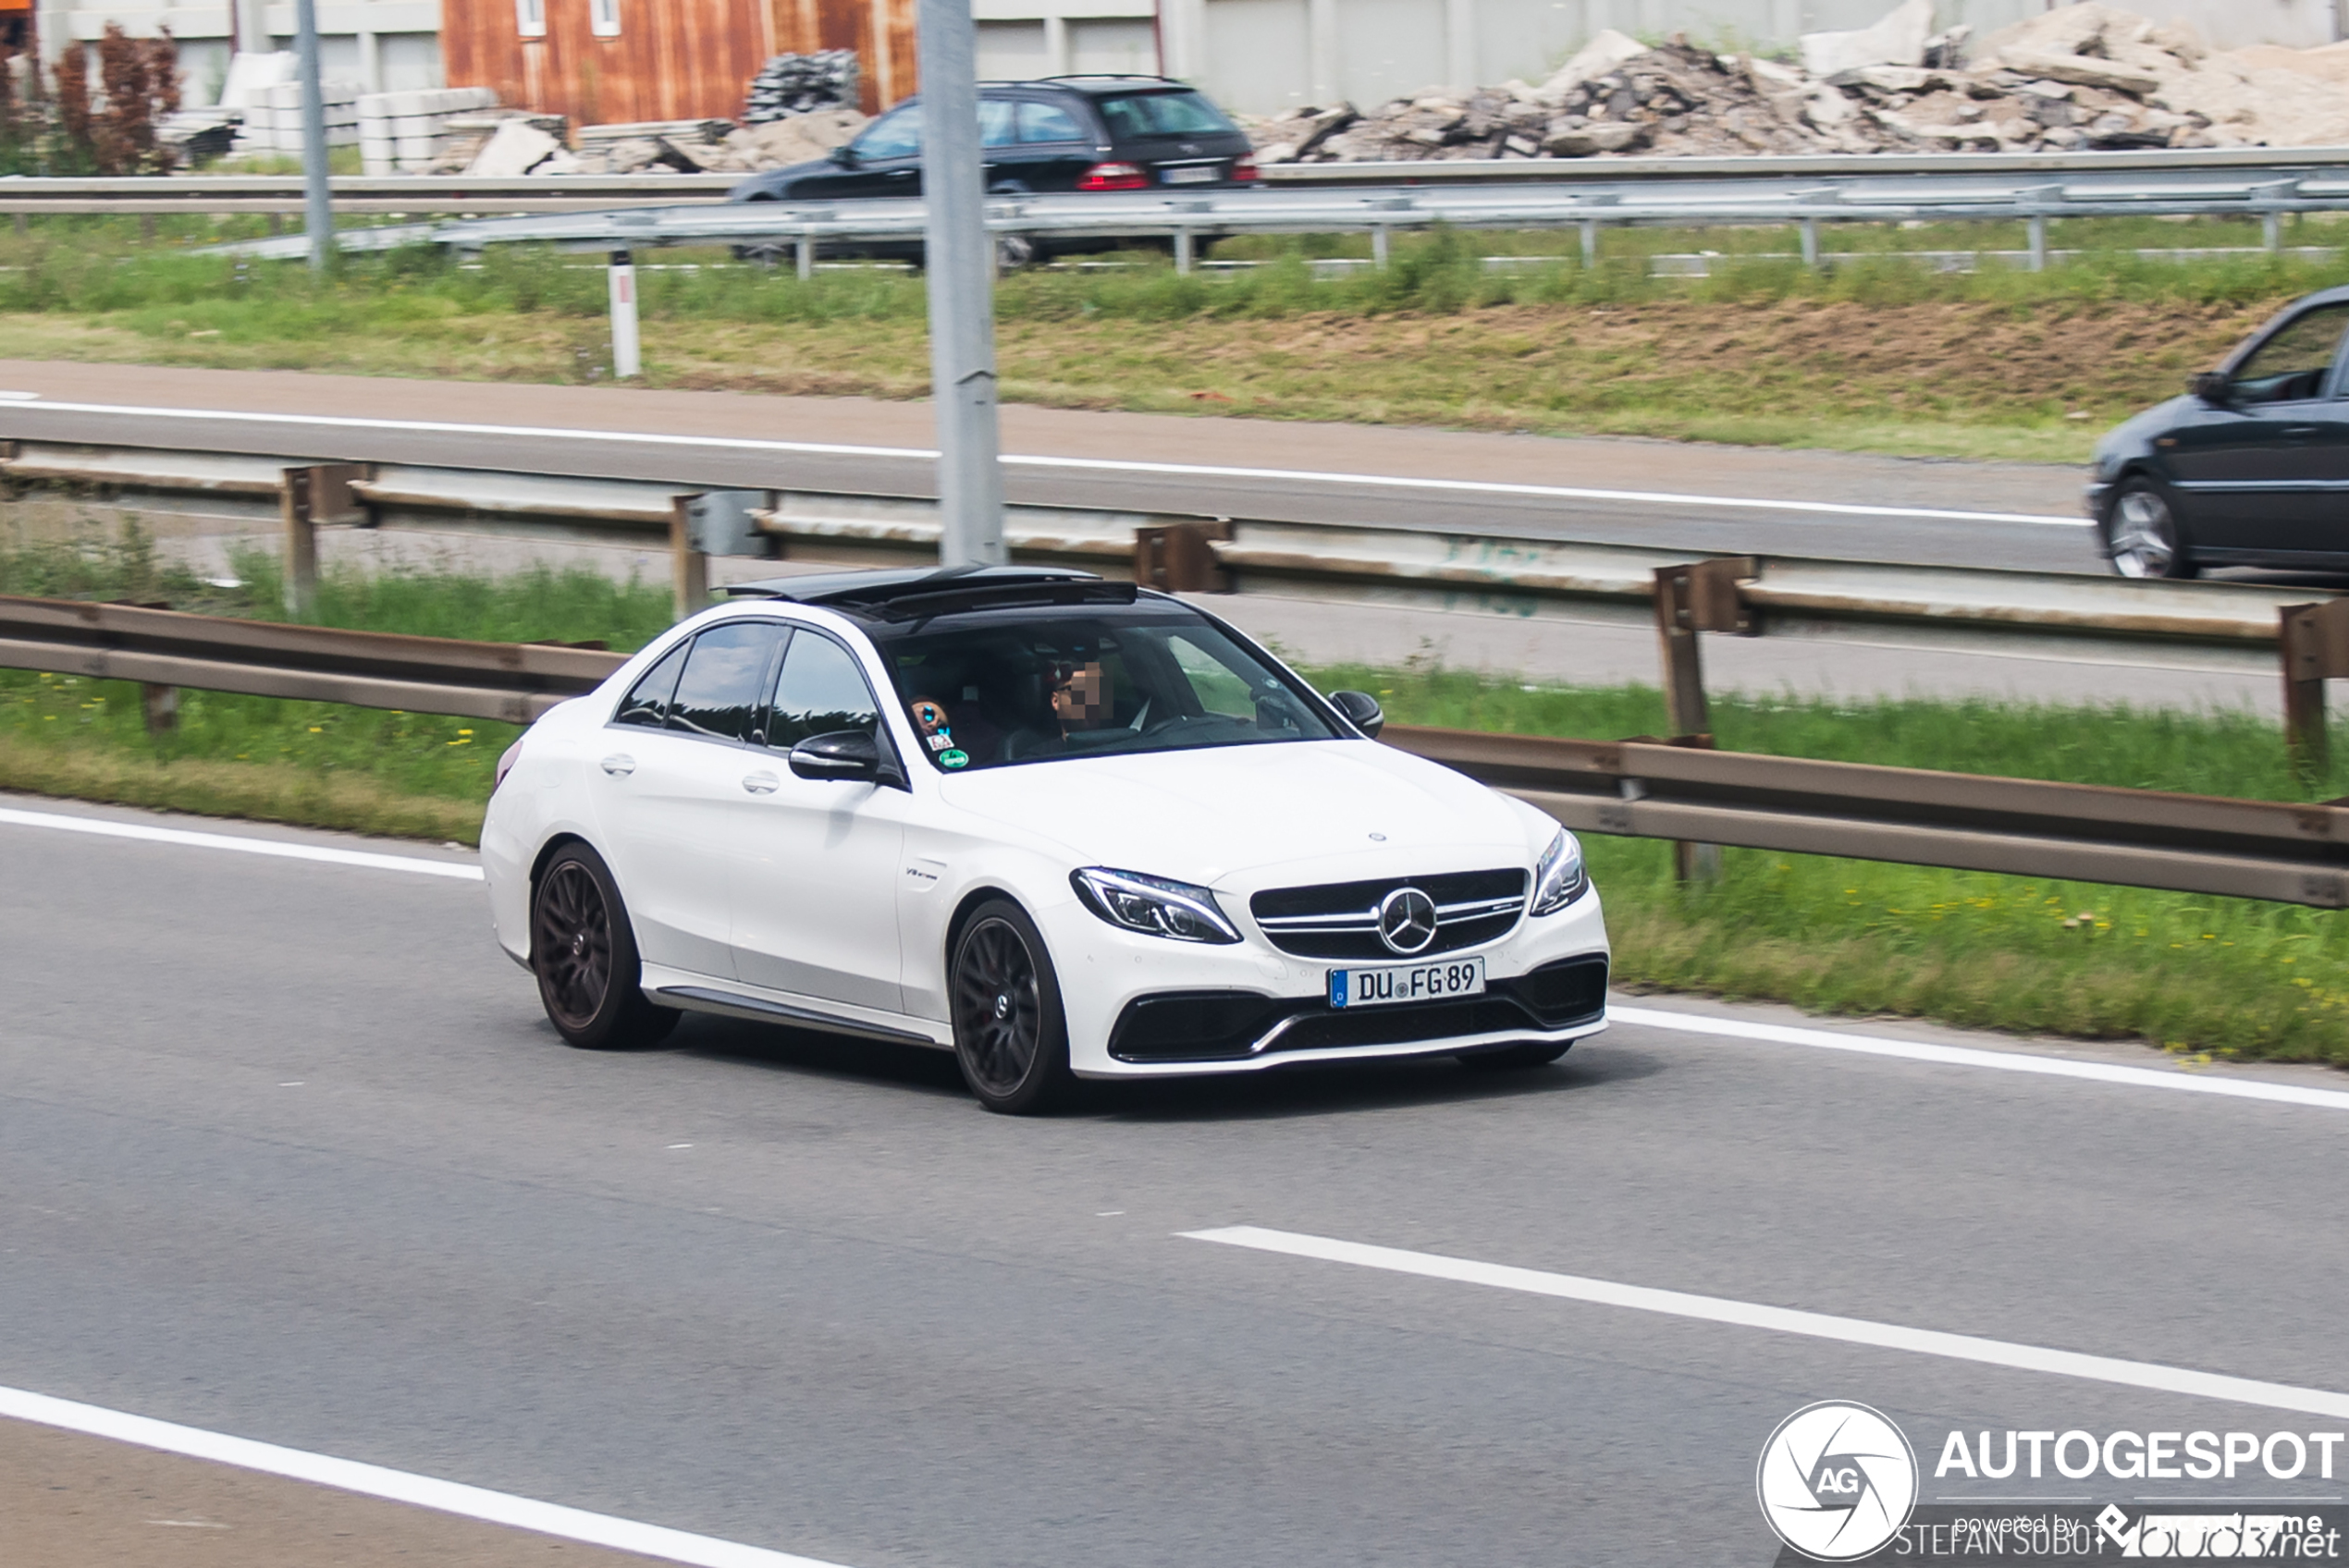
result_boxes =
[940,749,969,769]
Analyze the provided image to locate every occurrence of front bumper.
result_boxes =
[1043,884,1611,1078]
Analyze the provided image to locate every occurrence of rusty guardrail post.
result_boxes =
[277,463,364,619]
[1134,521,1232,593]
[1653,557,1759,880]
[670,496,711,620]
[2281,599,2349,772]
[139,682,178,734]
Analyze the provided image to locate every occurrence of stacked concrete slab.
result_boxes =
[357,87,503,175]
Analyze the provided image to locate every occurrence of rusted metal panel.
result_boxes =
[769,0,915,111]
[446,0,779,130]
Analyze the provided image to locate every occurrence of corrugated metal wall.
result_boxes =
[771,0,917,111]
[445,0,916,129]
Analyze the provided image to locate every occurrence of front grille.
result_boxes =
[1248,869,1527,960]
[1106,960,1605,1064]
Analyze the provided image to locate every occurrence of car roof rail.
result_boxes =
[723,565,1107,609]
[1038,74,1192,86]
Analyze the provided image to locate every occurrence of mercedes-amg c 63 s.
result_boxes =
[480,568,1609,1113]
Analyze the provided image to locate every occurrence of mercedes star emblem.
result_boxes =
[1376,888,1439,955]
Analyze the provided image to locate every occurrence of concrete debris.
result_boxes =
[562,110,866,175]
[1243,0,2349,162]
[744,50,860,123]
[462,118,563,178]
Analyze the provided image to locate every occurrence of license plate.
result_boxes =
[1328,956,1485,1009]
[1162,165,1218,184]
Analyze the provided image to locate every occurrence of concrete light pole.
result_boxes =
[294,0,333,272]
[916,0,1006,567]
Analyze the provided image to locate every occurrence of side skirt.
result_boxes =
[649,985,952,1050]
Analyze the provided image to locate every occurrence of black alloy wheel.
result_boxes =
[2106,480,2199,580]
[949,899,1074,1115]
[531,843,679,1050]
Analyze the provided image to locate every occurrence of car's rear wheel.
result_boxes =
[949,900,1073,1115]
[1458,1040,1571,1070]
[531,843,679,1050]
[2106,481,2198,580]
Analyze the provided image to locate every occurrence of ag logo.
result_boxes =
[1756,1402,1918,1562]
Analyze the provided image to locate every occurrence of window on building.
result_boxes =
[515,0,546,37]
[590,0,621,38]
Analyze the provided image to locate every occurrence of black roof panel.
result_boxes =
[723,565,1104,608]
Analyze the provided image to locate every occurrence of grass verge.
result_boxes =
[5,537,2341,1061]
[0,215,2344,461]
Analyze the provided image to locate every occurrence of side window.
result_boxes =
[613,640,688,729]
[769,631,880,753]
[978,99,1017,148]
[2235,305,2349,405]
[1016,100,1086,143]
[855,104,921,161]
[1167,633,1257,719]
[666,622,786,743]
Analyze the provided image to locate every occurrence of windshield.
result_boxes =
[870,604,1339,772]
[1094,90,1236,139]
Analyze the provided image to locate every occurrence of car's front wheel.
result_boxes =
[531,843,680,1050]
[2106,480,2198,580]
[949,899,1074,1114]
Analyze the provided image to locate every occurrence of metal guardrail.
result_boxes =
[0,594,625,723]
[167,150,2349,264]
[0,174,740,215]
[2,590,2341,905]
[0,439,2319,668]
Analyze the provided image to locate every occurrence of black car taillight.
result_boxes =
[1077,162,1149,191]
[1231,154,1260,183]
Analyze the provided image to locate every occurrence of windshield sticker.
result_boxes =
[940,748,969,769]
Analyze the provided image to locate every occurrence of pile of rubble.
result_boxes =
[1242,0,2349,163]
[744,50,861,124]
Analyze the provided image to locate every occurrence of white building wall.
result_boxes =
[37,0,438,101]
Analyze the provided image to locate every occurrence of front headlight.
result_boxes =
[1072,867,1241,944]
[1529,828,1587,916]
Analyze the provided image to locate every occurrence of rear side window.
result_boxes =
[667,622,787,742]
[769,631,881,752]
[1095,91,1234,139]
[613,640,688,728]
[1016,100,1086,142]
[978,99,1017,147]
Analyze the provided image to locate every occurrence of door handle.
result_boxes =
[742,771,780,794]
[600,753,635,777]
[2283,425,2322,440]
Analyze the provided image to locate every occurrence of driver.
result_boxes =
[1049,660,1112,734]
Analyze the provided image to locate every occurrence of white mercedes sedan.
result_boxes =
[480,568,1609,1113]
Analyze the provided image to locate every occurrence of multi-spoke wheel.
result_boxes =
[2106,481,2198,580]
[949,899,1073,1115]
[531,843,679,1051]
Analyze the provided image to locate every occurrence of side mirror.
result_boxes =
[789,729,884,782]
[2190,370,2232,404]
[827,143,858,166]
[1329,690,1384,739]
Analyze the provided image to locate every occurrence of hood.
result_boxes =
[935,740,1542,887]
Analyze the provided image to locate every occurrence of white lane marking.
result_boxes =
[4,399,2084,528]
[1609,1004,2349,1115]
[0,805,483,880]
[1183,1226,2349,1420]
[0,1385,855,1568]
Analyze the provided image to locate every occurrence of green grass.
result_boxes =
[0,214,2339,461]
[6,533,2343,1061]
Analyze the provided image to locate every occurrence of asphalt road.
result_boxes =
[0,360,2100,572]
[7,796,2348,1568]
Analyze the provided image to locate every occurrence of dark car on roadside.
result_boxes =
[726,76,1257,266]
[2090,285,2349,578]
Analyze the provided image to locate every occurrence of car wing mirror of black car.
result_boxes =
[1329,690,1384,739]
[789,729,884,782]
[2189,370,2233,404]
[827,144,858,165]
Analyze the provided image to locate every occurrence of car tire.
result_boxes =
[949,899,1074,1115]
[994,234,1039,273]
[530,843,680,1051]
[2105,480,2199,580]
[1457,1040,1571,1071]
